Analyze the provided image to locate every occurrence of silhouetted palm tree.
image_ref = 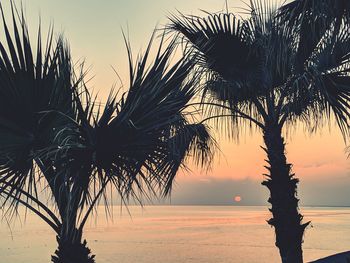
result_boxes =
[279,0,350,73]
[0,4,214,263]
[170,1,350,262]
[280,0,350,27]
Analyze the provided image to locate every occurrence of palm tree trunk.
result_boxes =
[52,180,95,263]
[261,123,309,263]
[51,229,95,263]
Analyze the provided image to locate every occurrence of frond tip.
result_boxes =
[0,2,76,216]
[163,122,216,196]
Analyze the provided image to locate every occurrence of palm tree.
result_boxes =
[0,4,215,263]
[279,0,350,73]
[169,1,350,262]
[279,0,350,27]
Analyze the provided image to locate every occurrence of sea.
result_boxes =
[0,206,349,263]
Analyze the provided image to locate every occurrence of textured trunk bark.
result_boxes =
[52,231,95,263]
[51,173,95,263]
[262,123,309,263]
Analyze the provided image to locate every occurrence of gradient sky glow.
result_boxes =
[4,0,350,206]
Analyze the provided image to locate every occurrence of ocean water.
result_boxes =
[0,206,350,263]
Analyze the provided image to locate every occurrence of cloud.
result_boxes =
[198,178,212,184]
[299,176,350,207]
[157,175,350,207]
[110,174,350,207]
[163,178,268,206]
[297,162,328,169]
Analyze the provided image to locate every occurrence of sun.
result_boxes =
[234,196,242,202]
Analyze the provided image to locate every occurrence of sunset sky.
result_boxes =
[5,0,350,206]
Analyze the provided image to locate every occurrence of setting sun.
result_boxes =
[234,196,242,202]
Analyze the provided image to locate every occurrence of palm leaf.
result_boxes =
[45,32,215,228]
[0,3,77,217]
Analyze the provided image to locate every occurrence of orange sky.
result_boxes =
[2,0,349,205]
[184,125,349,182]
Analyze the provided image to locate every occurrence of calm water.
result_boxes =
[0,206,350,263]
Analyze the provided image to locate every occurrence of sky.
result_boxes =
[2,0,350,206]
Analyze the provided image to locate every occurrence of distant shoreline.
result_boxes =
[94,204,350,208]
[6,204,350,208]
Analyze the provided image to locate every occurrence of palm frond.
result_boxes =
[282,18,350,135]
[48,31,215,222]
[169,12,264,89]
[0,3,77,215]
[279,0,350,72]
[162,122,215,196]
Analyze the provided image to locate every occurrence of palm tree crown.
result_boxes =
[0,3,215,262]
[170,2,350,133]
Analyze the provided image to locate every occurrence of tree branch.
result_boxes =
[187,102,265,128]
[78,179,110,232]
[252,98,268,122]
[200,114,264,129]
[0,190,60,234]
[0,181,61,227]
[279,112,289,128]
